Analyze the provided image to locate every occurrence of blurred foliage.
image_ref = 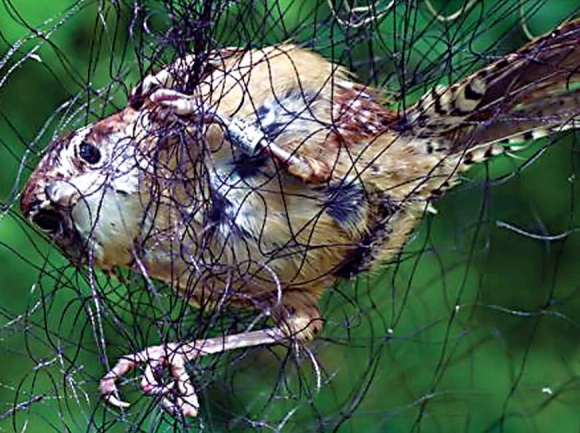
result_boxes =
[1,0,580,431]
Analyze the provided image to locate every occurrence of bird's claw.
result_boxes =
[149,88,199,116]
[99,344,200,418]
[103,392,131,409]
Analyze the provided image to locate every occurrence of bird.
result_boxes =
[19,18,580,417]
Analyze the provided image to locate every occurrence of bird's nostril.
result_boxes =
[32,209,63,234]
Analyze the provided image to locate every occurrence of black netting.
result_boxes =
[1,0,580,431]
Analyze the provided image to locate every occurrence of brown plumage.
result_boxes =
[20,19,580,417]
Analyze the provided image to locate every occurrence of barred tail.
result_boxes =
[405,19,580,167]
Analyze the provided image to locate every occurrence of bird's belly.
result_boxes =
[210,186,353,294]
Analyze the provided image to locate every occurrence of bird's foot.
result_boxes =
[100,342,200,418]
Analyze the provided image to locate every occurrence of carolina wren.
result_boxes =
[19,20,580,417]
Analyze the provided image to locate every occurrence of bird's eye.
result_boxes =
[78,141,101,165]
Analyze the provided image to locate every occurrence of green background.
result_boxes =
[1,0,580,431]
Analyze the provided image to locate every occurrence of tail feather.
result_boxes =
[405,19,580,157]
[449,86,580,151]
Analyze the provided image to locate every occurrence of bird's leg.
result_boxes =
[99,301,324,418]
[148,88,331,182]
[100,327,287,418]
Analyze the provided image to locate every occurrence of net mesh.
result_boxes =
[1,0,580,431]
